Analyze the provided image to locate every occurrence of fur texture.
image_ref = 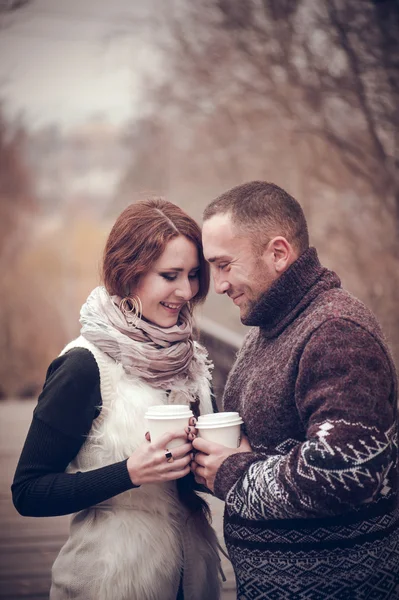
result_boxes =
[50,336,220,600]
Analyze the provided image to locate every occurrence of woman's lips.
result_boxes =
[160,302,183,313]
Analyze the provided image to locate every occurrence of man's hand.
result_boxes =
[191,434,252,492]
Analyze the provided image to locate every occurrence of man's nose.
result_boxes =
[213,274,230,295]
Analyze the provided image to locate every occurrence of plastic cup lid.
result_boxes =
[145,404,193,418]
[196,412,243,428]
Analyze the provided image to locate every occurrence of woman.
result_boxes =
[12,199,222,600]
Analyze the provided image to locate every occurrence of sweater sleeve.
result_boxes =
[12,348,136,518]
[214,319,397,520]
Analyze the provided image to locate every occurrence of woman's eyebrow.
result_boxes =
[159,266,200,272]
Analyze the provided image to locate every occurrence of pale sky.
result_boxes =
[0,0,160,129]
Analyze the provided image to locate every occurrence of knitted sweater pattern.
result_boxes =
[214,248,399,599]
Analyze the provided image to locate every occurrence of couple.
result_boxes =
[12,182,399,599]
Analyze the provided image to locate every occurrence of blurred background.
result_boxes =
[0,2,398,597]
[1,0,398,400]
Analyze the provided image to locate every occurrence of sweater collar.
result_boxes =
[243,247,341,337]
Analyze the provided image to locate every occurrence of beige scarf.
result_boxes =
[80,286,205,390]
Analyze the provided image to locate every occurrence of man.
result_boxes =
[192,181,399,599]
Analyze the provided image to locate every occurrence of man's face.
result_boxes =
[202,213,278,321]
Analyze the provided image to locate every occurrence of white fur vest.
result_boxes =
[50,336,221,600]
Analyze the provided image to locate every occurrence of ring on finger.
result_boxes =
[165,449,174,463]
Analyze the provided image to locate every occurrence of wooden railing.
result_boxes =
[198,317,244,410]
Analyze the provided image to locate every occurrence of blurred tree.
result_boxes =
[0,0,37,397]
[134,0,399,364]
[0,0,34,240]
[0,110,35,264]
[158,0,399,227]
[0,110,38,397]
[116,116,171,213]
[0,0,31,14]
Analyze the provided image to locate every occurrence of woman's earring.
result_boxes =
[119,295,142,328]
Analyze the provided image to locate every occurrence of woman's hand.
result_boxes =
[127,430,193,486]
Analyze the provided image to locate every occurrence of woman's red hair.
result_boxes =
[102,198,210,306]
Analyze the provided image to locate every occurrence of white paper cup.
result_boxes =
[145,405,193,449]
[196,412,244,448]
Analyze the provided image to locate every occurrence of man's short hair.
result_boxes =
[203,181,309,255]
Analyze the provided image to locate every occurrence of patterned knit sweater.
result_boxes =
[214,247,399,599]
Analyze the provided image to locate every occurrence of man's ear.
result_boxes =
[264,237,296,274]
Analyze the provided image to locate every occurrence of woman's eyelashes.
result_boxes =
[160,273,177,281]
[160,271,199,282]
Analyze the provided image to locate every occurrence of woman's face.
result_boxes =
[133,235,200,327]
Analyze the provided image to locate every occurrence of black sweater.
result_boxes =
[12,348,135,517]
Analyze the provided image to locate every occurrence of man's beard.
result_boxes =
[240,298,258,324]
[239,262,274,325]
[238,295,256,323]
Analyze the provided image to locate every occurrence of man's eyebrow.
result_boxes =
[207,256,229,263]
